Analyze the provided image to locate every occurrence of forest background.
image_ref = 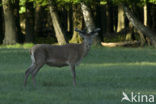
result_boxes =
[0,0,156,47]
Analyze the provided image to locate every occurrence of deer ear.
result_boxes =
[90,28,100,37]
[75,28,85,38]
[75,28,82,33]
[89,28,101,35]
[94,28,101,33]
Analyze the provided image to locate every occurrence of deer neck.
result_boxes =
[81,40,92,57]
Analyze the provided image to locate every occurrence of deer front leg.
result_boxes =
[70,65,76,86]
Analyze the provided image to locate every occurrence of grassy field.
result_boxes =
[0,47,156,104]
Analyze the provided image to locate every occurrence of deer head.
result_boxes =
[75,28,101,46]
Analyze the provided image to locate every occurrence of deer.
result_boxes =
[24,28,101,87]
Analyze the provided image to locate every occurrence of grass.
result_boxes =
[0,43,34,48]
[0,47,156,104]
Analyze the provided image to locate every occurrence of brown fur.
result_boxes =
[24,28,100,87]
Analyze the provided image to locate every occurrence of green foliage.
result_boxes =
[34,0,48,6]
[100,1,107,5]
[19,6,26,14]
[19,0,48,14]
[19,0,29,14]
[149,0,156,4]
[0,48,156,104]
[15,0,156,14]
[113,0,143,5]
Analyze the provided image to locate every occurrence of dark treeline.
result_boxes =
[0,0,156,46]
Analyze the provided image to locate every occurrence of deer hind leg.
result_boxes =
[31,63,44,87]
[70,65,76,86]
[24,64,36,86]
[24,53,36,86]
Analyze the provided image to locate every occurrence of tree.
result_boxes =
[48,0,67,45]
[123,5,156,47]
[13,0,24,43]
[99,3,106,41]
[81,2,101,45]
[117,4,125,32]
[151,4,156,31]
[105,0,114,33]
[2,0,17,44]
[143,1,148,26]
[25,1,34,42]
[70,4,83,43]
[66,3,73,33]
[34,4,44,37]
[0,0,4,43]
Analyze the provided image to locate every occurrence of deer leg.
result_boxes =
[31,64,44,87]
[24,64,36,86]
[70,65,76,86]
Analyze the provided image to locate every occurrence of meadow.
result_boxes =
[0,47,156,104]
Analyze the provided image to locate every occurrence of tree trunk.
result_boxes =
[106,1,114,33]
[67,4,73,33]
[151,4,156,32]
[67,10,70,32]
[14,0,24,43]
[138,30,146,46]
[95,2,103,42]
[123,5,156,47]
[117,5,125,32]
[100,5,106,41]
[2,0,17,45]
[70,4,83,43]
[126,22,134,41]
[143,2,148,26]
[81,3,100,45]
[81,3,94,32]
[0,0,4,44]
[49,1,67,45]
[34,5,44,37]
[25,1,34,43]
[101,41,139,47]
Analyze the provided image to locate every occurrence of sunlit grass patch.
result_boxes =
[0,43,34,49]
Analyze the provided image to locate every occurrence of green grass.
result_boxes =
[0,47,156,104]
[0,43,34,48]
